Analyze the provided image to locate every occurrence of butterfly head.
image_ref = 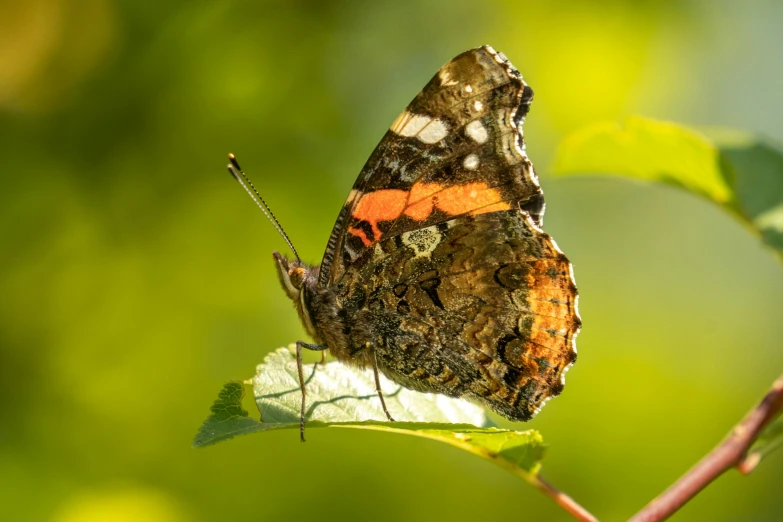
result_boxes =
[273,251,322,342]
[273,251,314,301]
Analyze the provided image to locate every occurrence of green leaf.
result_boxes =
[553,116,783,260]
[192,381,266,447]
[193,347,547,482]
[252,347,489,426]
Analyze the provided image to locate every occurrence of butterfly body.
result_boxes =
[272,45,580,428]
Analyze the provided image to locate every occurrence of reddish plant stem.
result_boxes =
[534,475,598,522]
[629,373,783,522]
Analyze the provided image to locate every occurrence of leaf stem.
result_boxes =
[340,425,597,521]
[629,372,783,522]
[533,475,598,522]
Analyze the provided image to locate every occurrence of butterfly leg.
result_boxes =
[371,346,395,422]
[295,340,329,442]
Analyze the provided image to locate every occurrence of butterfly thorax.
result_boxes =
[275,251,374,369]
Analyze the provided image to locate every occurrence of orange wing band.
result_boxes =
[349,181,511,245]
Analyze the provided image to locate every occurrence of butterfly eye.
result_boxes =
[288,266,306,288]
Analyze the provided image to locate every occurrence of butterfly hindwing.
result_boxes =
[334,209,579,420]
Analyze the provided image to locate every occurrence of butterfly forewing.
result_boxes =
[320,46,544,289]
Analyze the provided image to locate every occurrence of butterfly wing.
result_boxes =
[335,209,580,420]
[319,45,543,288]
[317,46,579,419]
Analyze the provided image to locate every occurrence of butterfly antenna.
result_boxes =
[227,153,301,263]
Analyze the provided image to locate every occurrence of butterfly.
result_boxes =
[228,45,580,440]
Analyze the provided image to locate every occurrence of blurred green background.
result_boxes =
[2,0,782,520]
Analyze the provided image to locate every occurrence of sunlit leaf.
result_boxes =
[193,348,547,482]
[252,347,489,426]
[553,116,783,260]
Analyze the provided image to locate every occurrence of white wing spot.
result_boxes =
[465,120,488,144]
[463,153,480,170]
[391,111,431,137]
[417,118,449,144]
[390,110,449,144]
[473,100,483,111]
[402,226,442,258]
[464,84,473,93]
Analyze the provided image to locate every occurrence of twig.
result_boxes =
[629,373,783,522]
[533,475,598,522]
